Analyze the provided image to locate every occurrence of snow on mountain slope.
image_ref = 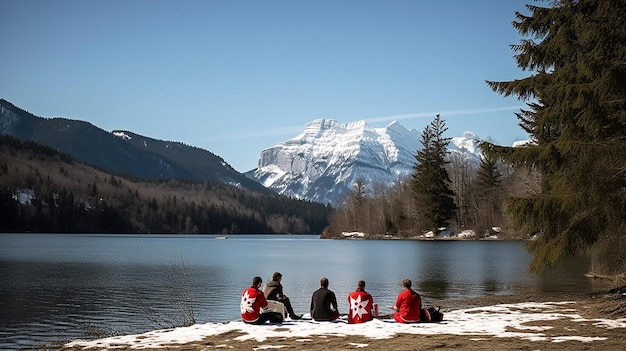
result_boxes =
[247,119,488,206]
[448,131,483,166]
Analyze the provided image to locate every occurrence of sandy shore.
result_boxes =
[58,288,626,351]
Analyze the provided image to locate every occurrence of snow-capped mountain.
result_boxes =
[246,119,485,206]
[448,131,483,166]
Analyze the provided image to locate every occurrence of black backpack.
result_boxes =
[421,306,444,322]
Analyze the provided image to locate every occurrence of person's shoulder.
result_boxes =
[252,287,266,298]
[358,290,372,299]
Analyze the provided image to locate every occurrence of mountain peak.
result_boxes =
[384,120,410,136]
[303,119,371,134]
[304,118,339,130]
[247,119,483,205]
[451,131,482,157]
[462,131,478,139]
[386,119,404,129]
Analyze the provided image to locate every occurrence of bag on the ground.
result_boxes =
[420,306,444,322]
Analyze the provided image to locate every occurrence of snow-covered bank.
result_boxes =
[64,301,626,349]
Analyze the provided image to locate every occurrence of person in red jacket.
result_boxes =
[347,280,374,324]
[240,276,284,324]
[390,278,422,323]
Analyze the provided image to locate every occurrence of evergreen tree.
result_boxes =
[352,179,367,204]
[411,114,457,234]
[472,152,503,235]
[484,0,626,273]
[475,153,501,191]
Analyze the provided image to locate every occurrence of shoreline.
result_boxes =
[58,288,626,351]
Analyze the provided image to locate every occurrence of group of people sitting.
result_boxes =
[240,272,424,325]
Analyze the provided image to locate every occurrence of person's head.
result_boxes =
[320,277,329,288]
[252,276,263,288]
[272,272,282,281]
[357,280,366,290]
[401,278,412,289]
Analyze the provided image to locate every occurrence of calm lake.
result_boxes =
[0,233,606,349]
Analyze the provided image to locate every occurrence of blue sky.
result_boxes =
[1,0,532,172]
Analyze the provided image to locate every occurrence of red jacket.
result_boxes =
[347,289,373,324]
[240,286,268,323]
[395,289,421,323]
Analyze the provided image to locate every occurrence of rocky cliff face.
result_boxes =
[249,119,412,205]
[247,119,486,206]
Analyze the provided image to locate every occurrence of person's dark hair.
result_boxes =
[253,276,263,287]
[401,278,412,289]
[272,272,282,281]
[320,277,329,288]
[357,280,366,289]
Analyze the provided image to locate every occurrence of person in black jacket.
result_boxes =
[263,272,302,320]
[310,277,339,321]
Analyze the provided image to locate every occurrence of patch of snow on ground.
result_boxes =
[112,131,132,140]
[457,230,476,238]
[593,318,626,329]
[65,301,626,349]
[341,232,365,238]
[13,188,35,205]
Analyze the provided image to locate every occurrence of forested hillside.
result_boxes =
[0,99,268,193]
[0,135,331,234]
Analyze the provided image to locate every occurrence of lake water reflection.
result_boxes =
[0,233,605,349]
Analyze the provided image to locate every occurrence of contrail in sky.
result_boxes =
[212,105,522,141]
[365,106,523,124]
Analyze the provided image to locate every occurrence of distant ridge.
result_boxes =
[0,98,270,193]
[0,133,331,234]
